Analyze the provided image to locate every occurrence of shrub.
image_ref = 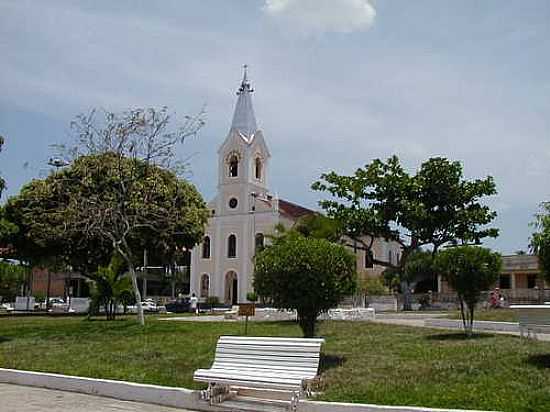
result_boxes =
[255,233,356,337]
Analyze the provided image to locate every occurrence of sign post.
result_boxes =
[238,303,256,335]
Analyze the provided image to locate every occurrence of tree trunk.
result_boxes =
[459,298,468,335]
[128,265,144,326]
[402,281,412,311]
[298,311,317,338]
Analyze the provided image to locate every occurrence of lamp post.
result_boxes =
[45,157,70,311]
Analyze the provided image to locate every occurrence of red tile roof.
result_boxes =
[278,199,316,219]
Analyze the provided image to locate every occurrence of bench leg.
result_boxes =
[290,391,299,412]
[206,383,231,405]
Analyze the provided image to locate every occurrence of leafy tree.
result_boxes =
[254,232,356,337]
[89,254,133,320]
[384,250,436,293]
[293,214,342,242]
[0,261,28,303]
[359,276,388,296]
[531,202,550,285]
[3,108,208,325]
[312,156,498,307]
[436,246,501,336]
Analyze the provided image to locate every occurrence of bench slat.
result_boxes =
[218,343,322,353]
[214,355,320,367]
[212,362,318,372]
[216,349,319,360]
[197,368,315,380]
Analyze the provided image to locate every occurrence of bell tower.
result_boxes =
[217,65,271,216]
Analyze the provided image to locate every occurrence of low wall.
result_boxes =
[0,368,496,412]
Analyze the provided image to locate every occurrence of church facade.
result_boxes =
[190,69,401,304]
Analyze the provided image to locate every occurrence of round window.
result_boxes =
[228,198,238,209]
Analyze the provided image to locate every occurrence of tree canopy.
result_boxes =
[312,155,498,271]
[1,108,208,324]
[531,202,550,283]
[254,232,356,337]
[436,246,501,336]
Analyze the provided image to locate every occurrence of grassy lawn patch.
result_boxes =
[1,316,549,411]
[448,309,518,323]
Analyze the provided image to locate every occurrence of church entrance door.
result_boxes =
[225,271,238,305]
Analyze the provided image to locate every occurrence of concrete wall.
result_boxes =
[0,368,496,412]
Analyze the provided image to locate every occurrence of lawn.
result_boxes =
[449,309,518,323]
[1,316,549,412]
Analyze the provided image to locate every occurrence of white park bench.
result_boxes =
[510,305,550,339]
[194,335,325,411]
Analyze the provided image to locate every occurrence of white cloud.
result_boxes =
[264,0,376,33]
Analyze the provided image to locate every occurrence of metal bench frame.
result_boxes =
[194,336,325,411]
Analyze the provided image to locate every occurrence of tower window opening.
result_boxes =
[228,234,237,258]
[255,157,262,180]
[229,155,239,177]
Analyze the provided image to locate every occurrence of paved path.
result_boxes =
[0,383,197,412]
[374,314,550,341]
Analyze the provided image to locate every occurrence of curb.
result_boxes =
[0,368,497,412]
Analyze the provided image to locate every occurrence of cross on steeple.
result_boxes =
[237,64,254,95]
[231,65,258,139]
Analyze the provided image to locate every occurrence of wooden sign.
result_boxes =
[238,303,255,317]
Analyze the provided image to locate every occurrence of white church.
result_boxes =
[190,68,401,305]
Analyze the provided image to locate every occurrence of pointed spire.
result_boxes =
[230,64,258,141]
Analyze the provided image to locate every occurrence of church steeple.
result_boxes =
[230,65,258,141]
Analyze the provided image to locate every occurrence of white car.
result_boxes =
[1,303,14,312]
[141,299,159,312]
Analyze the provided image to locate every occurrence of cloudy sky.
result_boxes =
[1,0,549,254]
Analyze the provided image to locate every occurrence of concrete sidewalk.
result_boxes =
[374,313,550,341]
[0,383,197,412]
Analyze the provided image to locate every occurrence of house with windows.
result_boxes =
[189,68,401,304]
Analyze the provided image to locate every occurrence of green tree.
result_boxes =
[3,108,208,325]
[436,246,501,336]
[312,156,498,307]
[384,250,436,293]
[254,233,356,337]
[0,261,28,303]
[531,202,550,284]
[89,254,133,320]
[293,214,342,242]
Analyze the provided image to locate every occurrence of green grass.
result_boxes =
[1,315,549,412]
[449,309,518,323]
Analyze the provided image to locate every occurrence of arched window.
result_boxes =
[255,233,265,252]
[388,250,393,265]
[365,250,374,269]
[229,155,239,177]
[200,274,210,298]
[227,234,237,258]
[255,157,262,180]
[202,236,211,259]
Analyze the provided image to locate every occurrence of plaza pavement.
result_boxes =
[0,383,197,412]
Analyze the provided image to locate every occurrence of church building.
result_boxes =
[190,68,401,304]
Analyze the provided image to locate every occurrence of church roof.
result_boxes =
[278,199,316,219]
[230,65,258,142]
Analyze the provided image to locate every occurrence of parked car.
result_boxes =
[165,297,191,313]
[49,297,69,312]
[141,299,159,313]
[0,302,13,312]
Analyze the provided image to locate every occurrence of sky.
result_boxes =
[1,0,549,254]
